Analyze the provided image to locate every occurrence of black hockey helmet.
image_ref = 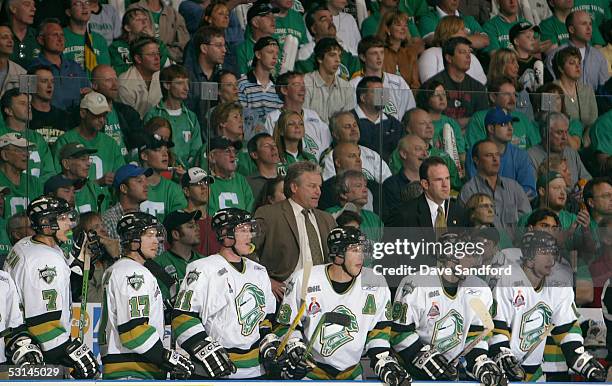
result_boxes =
[27,195,74,233]
[328,226,367,260]
[520,230,559,261]
[117,211,165,248]
[211,208,257,241]
[436,232,465,262]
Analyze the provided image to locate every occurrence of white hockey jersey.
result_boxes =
[172,254,275,379]
[490,265,583,380]
[99,257,166,380]
[263,108,332,162]
[392,275,493,364]
[349,72,416,121]
[277,265,393,379]
[0,270,27,363]
[3,237,72,355]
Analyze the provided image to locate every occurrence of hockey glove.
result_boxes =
[373,351,411,386]
[7,335,44,366]
[281,337,310,380]
[472,354,506,386]
[161,349,194,379]
[259,333,285,376]
[569,347,606,382]
[65,339,99,379]
[494,347,525,381]
[412,345,457,380]
[192,337,236,378]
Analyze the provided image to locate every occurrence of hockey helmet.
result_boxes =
[436,232,465,262]
[27,195,75,233]
[520,230,559,261]
[328,226,369,260]
[211,208,260,241]
[117,212,165,247]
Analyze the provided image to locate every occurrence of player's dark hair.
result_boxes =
[526,208,560,227]
[336,210,362,227]
[419,156,448,181]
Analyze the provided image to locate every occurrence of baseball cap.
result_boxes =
[113,164,153,189]
[537,171,564,189]
[139,134,175,153]
[247,1,279,24]
[80,91,111,115]
[44,174,85,194]
[59,142,98,160]
[253,36,279,52]
[0,132,35,148]
[181,167,214,187]
[484,107,519,126]
[209,136,243,151]
[163,210,202,234]
[509,22,541,46]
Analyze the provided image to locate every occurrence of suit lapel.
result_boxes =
[418,195,434,228]
[281,200,300,245]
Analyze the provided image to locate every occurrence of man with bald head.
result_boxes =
[319,142,381,214]
[382,134,428,221]
[320,111,391,183]
[390,108,463,190]
[91,64,142,157]
[545,10,609,90]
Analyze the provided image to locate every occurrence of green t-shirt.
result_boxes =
[589,110,612,154]
[0,217,11,257]
[360,11,421,38]
[62,27,111,70]
[573,0,609,46]
[144,103,203,168]
[283,151,316,167]
[53,129,126,183]
[208,173,255,216]
[235,37,256,77]
[389,146,463,190]
[140,176,188,222]
[295,49,361,81]
[10,27,40,68]
[482,16,528,52]
[326,205,384,241]
[0,127,57,183]
[275,9,309,47]
[465,109,541,151]
[539,16,570,46]
[104,107,128,159]
[75,180,110,214]
[108,38,172,76]
[0,172,43,219]
[433,115,466,154]
[150,10,162,40]
[154,250,205,300]
[419,11,484,38]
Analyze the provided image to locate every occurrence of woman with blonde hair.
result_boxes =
[375,10,423,89]
[487,48,534,119]
[273,111,316,166]
[418,15,486,84]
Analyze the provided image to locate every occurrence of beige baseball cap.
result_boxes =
[80,91,111,115]
[0,132,35,148]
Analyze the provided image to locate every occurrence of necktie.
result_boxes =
[303,209,324,265]
[435,205,447,235]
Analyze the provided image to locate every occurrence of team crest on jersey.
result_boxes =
[320,305,358,357]
[401,281,415,297]
[518,301,553,352]
[127,273,144,290]
[38,266,57,284]
[307,297,321,315]
[235,283,266,336]
[427,302,440,318]
[285,279,295,296]
[432,309,465,354]
[513,290,526,308]
[186,269,200,285]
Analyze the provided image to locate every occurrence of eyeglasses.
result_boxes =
[204,42,228,50]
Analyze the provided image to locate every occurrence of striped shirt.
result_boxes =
[238,71,283,140]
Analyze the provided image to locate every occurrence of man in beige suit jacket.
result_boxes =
[254,161,336,300]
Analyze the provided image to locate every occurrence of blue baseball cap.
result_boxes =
[113,164,153,189]
[484,107,519,126]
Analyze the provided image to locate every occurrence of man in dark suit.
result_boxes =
[254,161,336,300]
[387,156,468,229]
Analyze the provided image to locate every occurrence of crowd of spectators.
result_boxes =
[0,0,610,379]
